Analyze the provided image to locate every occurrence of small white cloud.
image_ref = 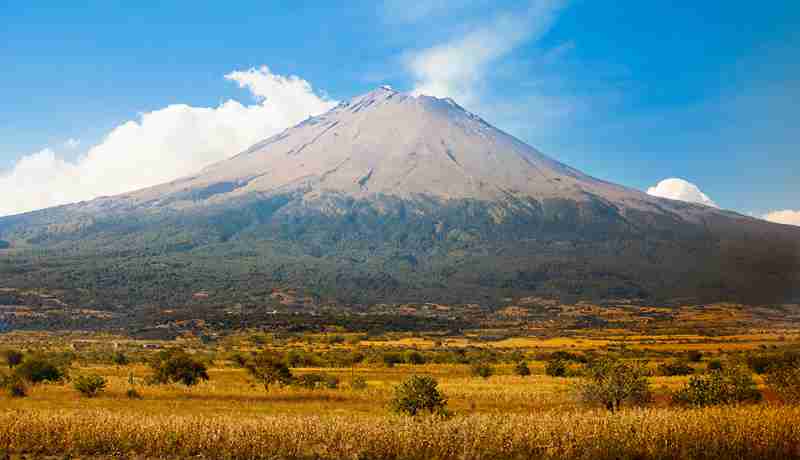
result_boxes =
[0,66,336,217]
[63,138,80,149]
[646,178,719,208]
[405,0,565,108]
[763,210,800,227]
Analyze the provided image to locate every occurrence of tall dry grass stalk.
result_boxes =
[1,405,800,459]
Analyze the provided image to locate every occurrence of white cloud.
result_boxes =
[763,210,800,227]
[63,138,80,149]
[0,66,336,217]
[404,0,565,108]
[646,178,719,208]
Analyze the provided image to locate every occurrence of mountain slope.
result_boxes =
[1,87,798,312]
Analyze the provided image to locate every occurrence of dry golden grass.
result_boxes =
[2,406,800,459]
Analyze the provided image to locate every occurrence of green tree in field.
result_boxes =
[73,374,107,398]
[390,375,448,417]
[245,352,293,390]
[0,373,27,397]
[513,361,531,377]
[672,365,761,406]
[2,349,23,369]
[545,359,567,377]
[14,357,65,384]
[765,363,800,404]
[149,350,209,386]
[470,362,494,379]
[578,358,652,412]
[112,351,129,366]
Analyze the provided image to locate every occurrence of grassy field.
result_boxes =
[0,329,799,459]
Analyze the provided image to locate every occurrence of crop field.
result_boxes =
[1,327,800,459]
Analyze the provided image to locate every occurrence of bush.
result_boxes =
[470,363,494,379]
[545,359,567,377]
[126,388,143,399]
[513,361,531,377]
[2,350,23,369]
[672,366,762,406]
[149,351,209,386]
[350,376,368,390]
[14,358,64,384]
[295,372,339,390]
[245,352,293,390]
[687,350,703,363]
[707,359,724,372]
[73,374,107,398]
[405,351,426,365]
[0,373,27,397]
[578,358,652,412]
[382,352,404,368]
[765,363,800,404]
[657,360,694,376]
[390,375,448,417]
[112,352,129,366]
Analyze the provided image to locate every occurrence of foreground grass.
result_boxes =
[1,405,799,459]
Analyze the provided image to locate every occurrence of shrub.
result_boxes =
[112,352,129,366]
[2,350,23,369]
[545,359,567,377]
[0,373,27,397]
[390,375,448,417]
[672,366,761,406]
[470,363,493,379]
[149,351,209,386]
[513,361,531,377]
[657,360,694,376]
[707,359,724,372]
[687,350,703,363]
[14,358,64,384]
[126,388,143,399]
[382,352,404,368]
[73,374,107,398]
[765,363,800,404]
[245,352,293,390]
[578,358,652,412]
[350,376,368,390]
[405,351,426,365]
[295,372,339,390]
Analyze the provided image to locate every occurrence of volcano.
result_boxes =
[1,87,798,310]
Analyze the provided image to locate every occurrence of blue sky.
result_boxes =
[0,1,798,222]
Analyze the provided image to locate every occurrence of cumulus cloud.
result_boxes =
[63,138,80,149]
[646,178,719,208]
[404,0,565,107]
[763,210,800,227]
[0,66,336,217]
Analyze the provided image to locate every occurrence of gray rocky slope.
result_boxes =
[0,87,798,308]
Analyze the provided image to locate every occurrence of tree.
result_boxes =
[390,375,448,417]
[14,358,64,384]
[672,366,761,406]
[405,350,426,365]
[73,374,107,398]
[657,360,694,376]
[765,363,800,404]
[513,361,531,377]
[2,350,23,369]
[149,350,209,386]
[578,358,652,412]
[0,373,27,397]
[112,352,129,366]
[245,352,293,390]
[545,359,567,377]
[470,363,493,379]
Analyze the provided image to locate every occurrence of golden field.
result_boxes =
[0,328,799,459]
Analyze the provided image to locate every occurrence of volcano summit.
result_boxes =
[1,87,798,311]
